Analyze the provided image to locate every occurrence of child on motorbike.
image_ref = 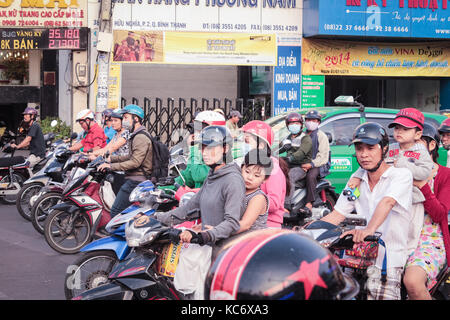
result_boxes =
[241,120,290,228]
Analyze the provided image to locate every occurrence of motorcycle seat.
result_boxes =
[0,156,27,168]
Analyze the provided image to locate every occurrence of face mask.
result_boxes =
[122,119,133,131]
[288,124,302,135]
[305,121,319,131]
[241,143,253,157]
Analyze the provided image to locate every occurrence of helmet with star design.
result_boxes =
[204,229,359,300]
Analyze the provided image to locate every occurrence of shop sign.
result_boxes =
[272,45,301,116]
[301,75,324,108]
[302,38,450,77]
[110,0,301,35]
[0,0,87,28]
[0,27,88,49]
[304,0,449,39]
[112,30,277,66]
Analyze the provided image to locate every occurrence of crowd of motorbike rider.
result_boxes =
[2,103,450,301]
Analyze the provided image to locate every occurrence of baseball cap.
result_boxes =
[230,110,243,118]
[388,108,424,130]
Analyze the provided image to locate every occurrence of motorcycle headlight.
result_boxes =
[129,188,155,203]
[125,218,161,247]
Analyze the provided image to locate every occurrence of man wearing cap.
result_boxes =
[349,107,433,256]
[10,107,46,169]
[226,110,242,139]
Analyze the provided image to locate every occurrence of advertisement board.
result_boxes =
[302,38,450,77]
[301,75,324,108]
[165,32,277,66]
[303,0,450,39]
[273,45,301,116]
[0,0,87,28]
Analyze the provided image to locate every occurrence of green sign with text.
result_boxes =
[301,75,325,108]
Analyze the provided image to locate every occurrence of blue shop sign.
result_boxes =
[273,46,301,116]
[303,0,450,39]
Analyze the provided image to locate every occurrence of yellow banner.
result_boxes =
[112,30,164,63]
[302,39,450,77]
[164,32,277,66]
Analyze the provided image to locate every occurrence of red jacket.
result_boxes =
[419,165,450,263]
[81,122,107,151]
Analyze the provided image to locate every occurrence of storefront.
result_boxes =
[87,0,303,120]
[0,0,88,130]
[302,0,450,111]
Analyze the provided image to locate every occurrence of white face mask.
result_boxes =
[305,121,319,131]
[122,119,133,131]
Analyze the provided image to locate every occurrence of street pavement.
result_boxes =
[0,203,81,300]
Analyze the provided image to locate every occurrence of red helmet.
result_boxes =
[285,112,303,127]
[205,229,358,300]
[438,118,450,134]
[242,120,274,146]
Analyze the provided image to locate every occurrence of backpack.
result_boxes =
[134,130,170,183]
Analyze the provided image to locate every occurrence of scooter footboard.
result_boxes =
[72,282,133,300]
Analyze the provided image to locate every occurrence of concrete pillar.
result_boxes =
[71,50,89,132]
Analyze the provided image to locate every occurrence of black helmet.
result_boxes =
[285,112,303,126]
[350,122,389,153]
[438,118,450,134]
[422,123,441,145]
[304,110,322,122]
[205,229,359,300]
[199,125,233,147]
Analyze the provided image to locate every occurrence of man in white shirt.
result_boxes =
[322,122,414,300]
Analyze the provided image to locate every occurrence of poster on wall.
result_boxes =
[272,45,301,116]
[302,38,450,77]
[0,0,87,28]
[164,32,277,66]
[112,30,164,63]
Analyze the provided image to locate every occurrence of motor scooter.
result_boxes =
[43,155,117,254]
[64,179,182,299]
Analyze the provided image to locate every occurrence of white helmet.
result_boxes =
[76,109,95,122]
[194,110,226,126]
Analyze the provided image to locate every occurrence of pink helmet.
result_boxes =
[22,107,38,115]
[242,120,274,146]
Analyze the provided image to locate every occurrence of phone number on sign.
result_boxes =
[323,24,409,33]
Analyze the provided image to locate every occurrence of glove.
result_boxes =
[196,231,211,246]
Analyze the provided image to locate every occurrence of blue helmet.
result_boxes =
[122,104,144,120]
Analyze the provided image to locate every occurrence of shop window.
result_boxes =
[0,50,29,85]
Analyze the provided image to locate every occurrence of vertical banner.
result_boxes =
[107,63,122,110]
[301,75,325,108]
[272,46,301,116]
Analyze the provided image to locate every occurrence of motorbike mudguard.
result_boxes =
[50,202,79,214]
[80,236,130,261]
[24,175,48,185]
[72,282,133,300]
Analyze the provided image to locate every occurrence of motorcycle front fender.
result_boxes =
[80,236,130,261]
